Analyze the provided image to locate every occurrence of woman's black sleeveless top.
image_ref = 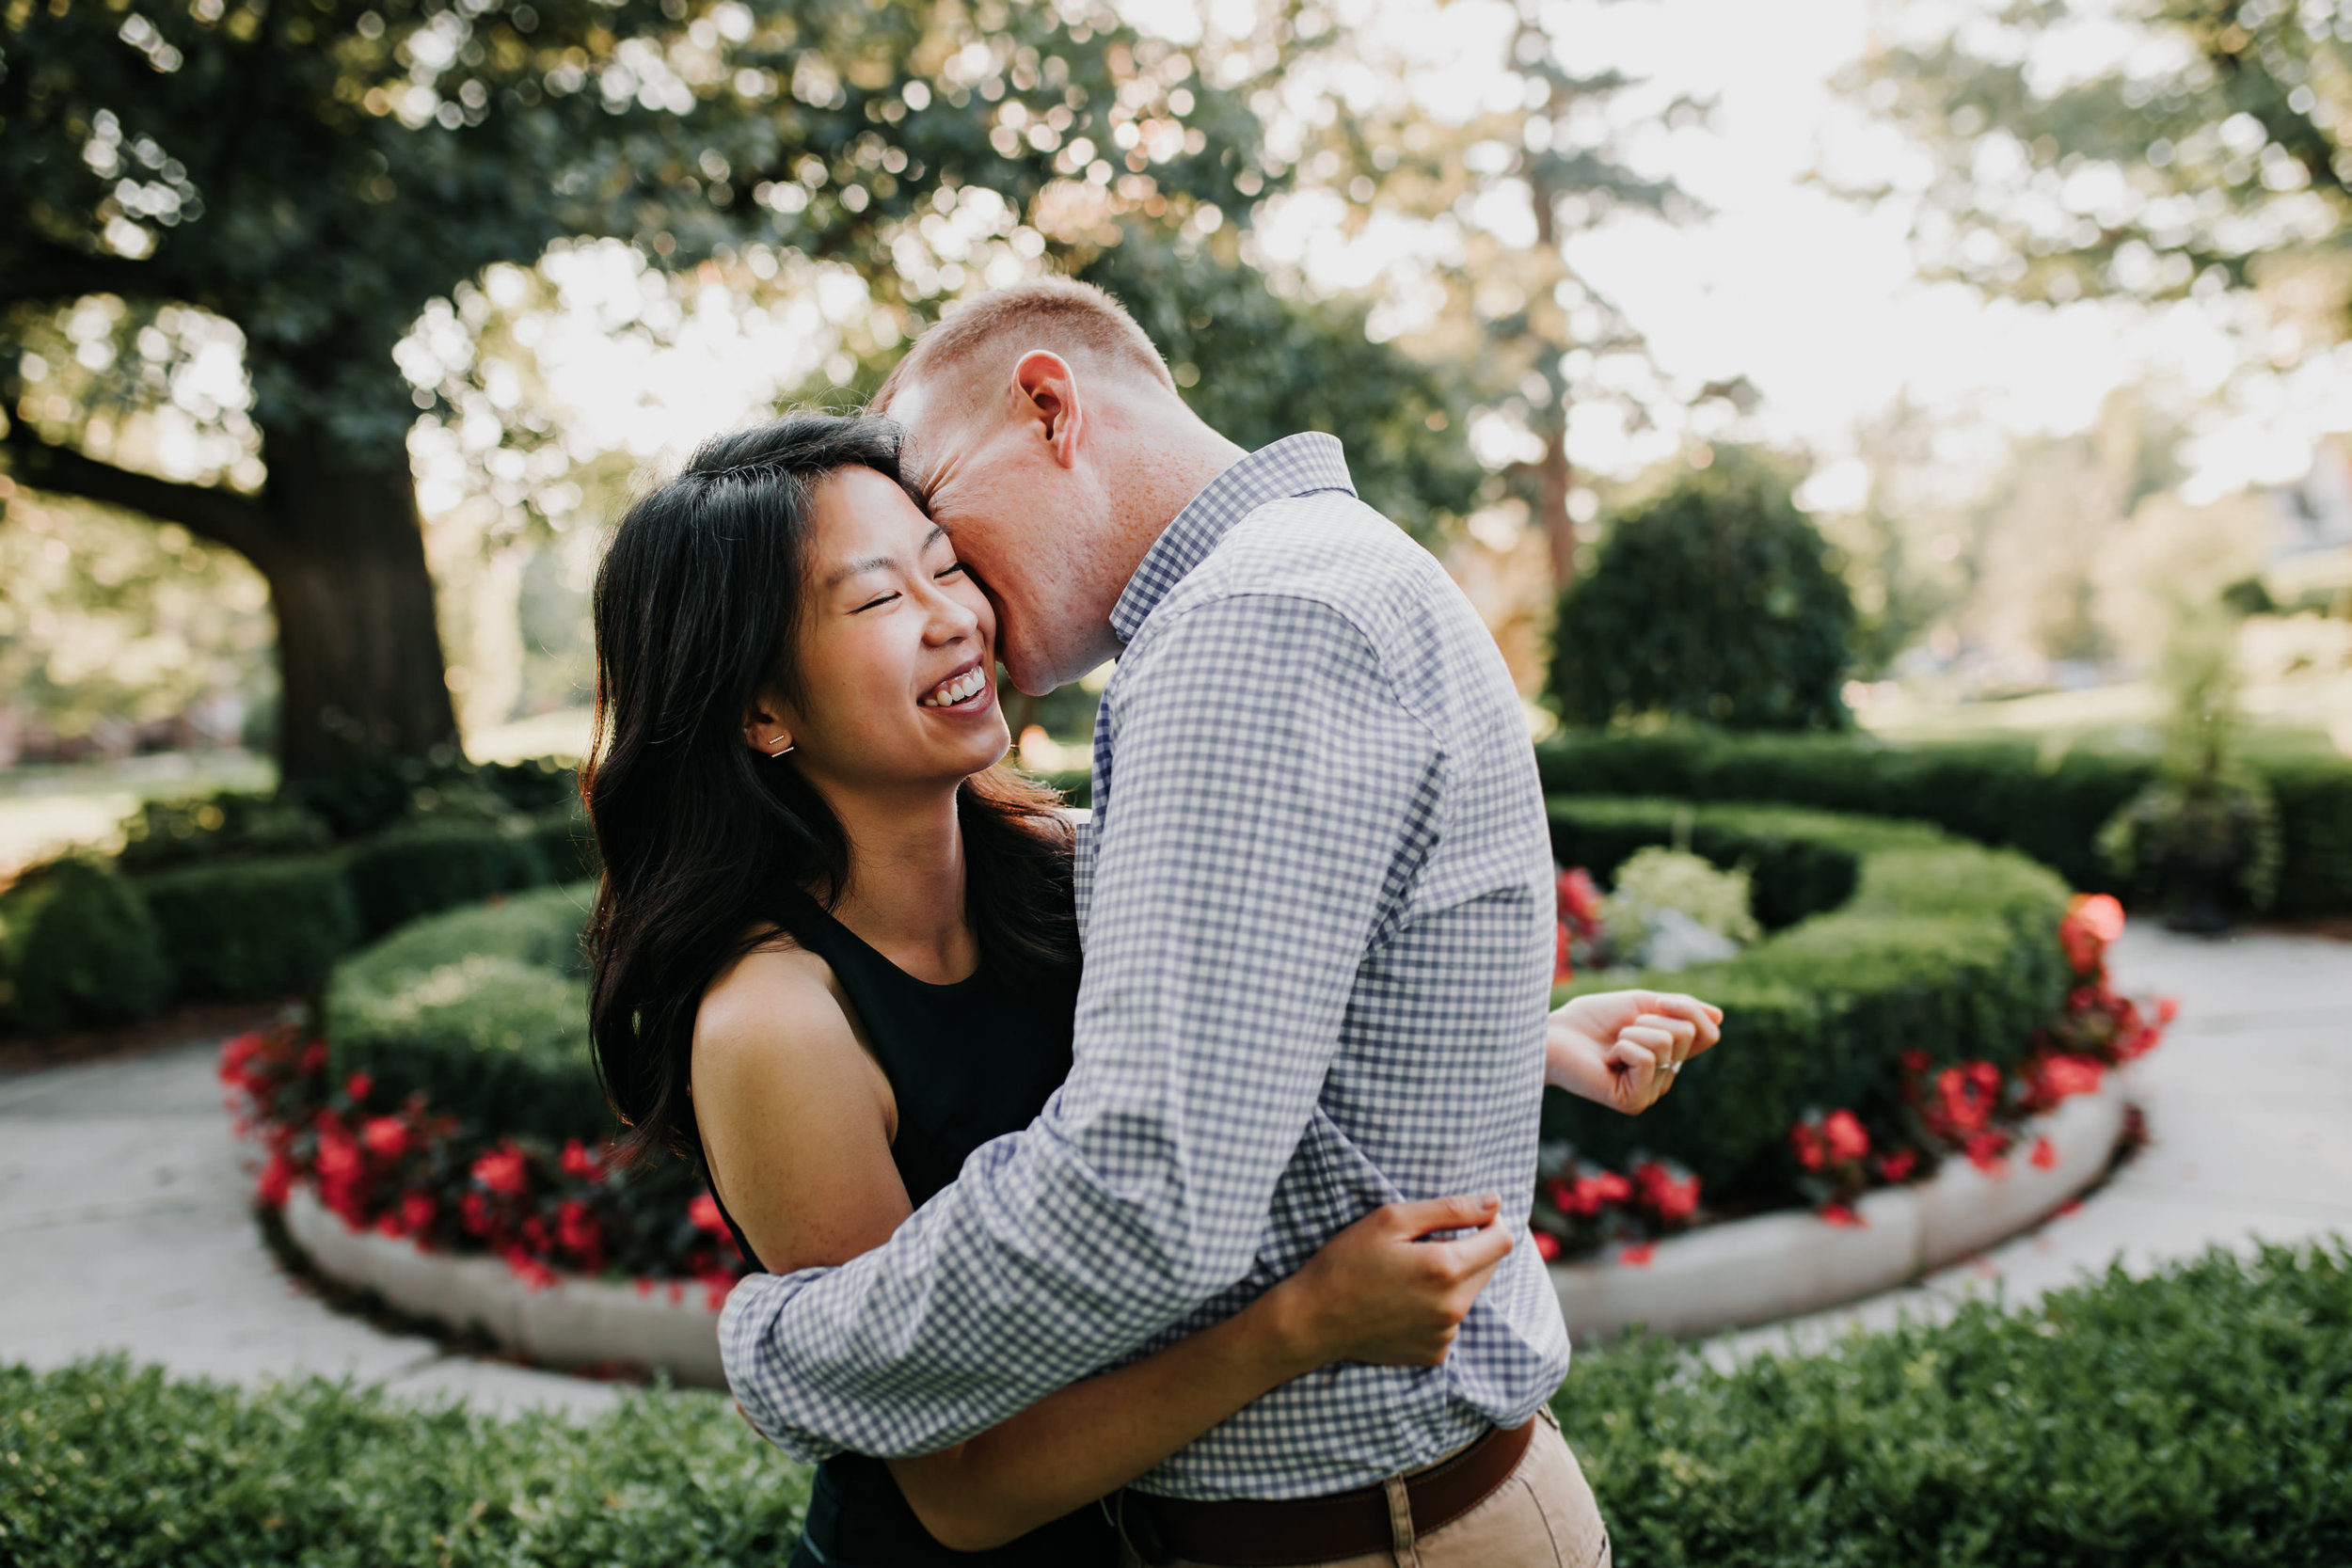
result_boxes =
[712,881,1116,1568]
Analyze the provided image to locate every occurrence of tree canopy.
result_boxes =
[1549,449,1856,732]
[1844,0,2352,338]
[3,0,1486,776]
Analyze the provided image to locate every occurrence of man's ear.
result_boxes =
[1010,350,1084,470]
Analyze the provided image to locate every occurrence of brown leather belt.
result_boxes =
[1117,1418,1535,1567]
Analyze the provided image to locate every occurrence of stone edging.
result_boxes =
[1547,1073,2132,1341]
[282,1076,2131,1381]
[280,1186,726,1386]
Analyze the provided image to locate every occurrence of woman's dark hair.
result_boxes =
[583,413,1078,1168]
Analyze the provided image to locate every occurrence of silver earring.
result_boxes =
[771,740,794,757]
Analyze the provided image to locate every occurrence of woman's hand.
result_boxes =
[1262,1195,1517,1371]
[1546,990,1724,1116]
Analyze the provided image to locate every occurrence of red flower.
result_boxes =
[1963,1131,2010,1172]
[2059,893,2126,975]
[688,1191,731,1237]
[299,1041,329,1076]
[1556,867,1603,934]
[343,1071,374,1104]
[2029,1136,2058,1171]
[1617,1242,1655,1267]
[556,1199,603,1259]
[360,1117,411,1161]
[1874,1148,1918,1184]
[376,1212,405,1239]
[460,1191,494,1236]
[1553,923,1574,984]
[1820,1203,1865,1228]
[2155,996,2180,1026]
[1532,1230,1562,1262]
[401,1193,437,1237]
[218,1031,267,1085]
[255,1151,294,1209]
[560,1139,604,1181]
[1632,1161,1701,1224]
[314,1124,362,1183]
[471,1145,530,1197]
[1822,1109,1870,1164]
[1790,1121,1826,1172]
[1899,1048,1931,1076]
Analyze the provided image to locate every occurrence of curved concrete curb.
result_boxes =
[281,1187,726,1387]
[1549,1075,2132,1342]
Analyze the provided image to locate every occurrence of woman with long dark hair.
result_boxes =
[583,415,1522,1566]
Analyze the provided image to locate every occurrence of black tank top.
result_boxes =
[711,880,1116,1568]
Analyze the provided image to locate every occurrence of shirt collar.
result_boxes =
[1108,433,1357,645]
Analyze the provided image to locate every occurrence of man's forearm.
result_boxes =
[719,1121,1214,1459]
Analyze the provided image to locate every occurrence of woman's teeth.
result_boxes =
[921,669,987,707]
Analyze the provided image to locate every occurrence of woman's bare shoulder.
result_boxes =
[692,931,850,1081]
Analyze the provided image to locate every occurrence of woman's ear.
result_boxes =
[743,694,796,759]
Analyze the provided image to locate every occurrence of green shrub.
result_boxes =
[0,858,172,1035]
[1549,451,1856,732]
[1564,1243,2352,1567]
[1533,727,2352,913]
[326,882,601,1143]
[115,791,333,871]
[134,855,359,999]
[343,820,552,938]
[8,1246,2347,1566]
[532,800,601,884]
[0,1360,811,1568]
[1547,798,2072,1197]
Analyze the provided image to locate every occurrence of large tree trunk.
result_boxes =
[249,426,458,782]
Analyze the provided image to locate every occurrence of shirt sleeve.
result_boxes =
[719,593,1444,1460]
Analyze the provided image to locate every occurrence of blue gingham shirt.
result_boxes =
[721,435,1568,1499]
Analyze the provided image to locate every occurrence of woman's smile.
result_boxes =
[919,660,993,711]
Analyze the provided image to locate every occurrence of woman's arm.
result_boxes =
[1545,990,1724,1115]
[887,1194,1515,1552]
[697,954,1515,1552]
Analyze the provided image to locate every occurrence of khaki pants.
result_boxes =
[1119,1408,1611,1568]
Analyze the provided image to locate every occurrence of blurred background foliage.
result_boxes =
[3,0,2352,858]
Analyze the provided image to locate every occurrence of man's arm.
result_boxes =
[720,594,1442,1461]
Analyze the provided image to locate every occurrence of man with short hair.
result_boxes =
[722,277,1716,1566]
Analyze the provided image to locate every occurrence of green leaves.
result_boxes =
[1565,1243,2352,1567]
[1549,451,1858,733]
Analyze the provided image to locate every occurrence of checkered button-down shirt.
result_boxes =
[721,434,1568,1499]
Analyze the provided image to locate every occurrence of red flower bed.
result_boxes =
[222,1026,744,1305]
[1533,892,2175,1260]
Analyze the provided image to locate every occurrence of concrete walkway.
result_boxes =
[0,1029,621,1415]
[1712,923,2352,1365]
[3,925,2344,1410]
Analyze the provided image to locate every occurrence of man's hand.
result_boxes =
[1545,990,1724,1116]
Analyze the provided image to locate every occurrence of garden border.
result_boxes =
[1548,1070,2131,1341]
[280,1185,726,1387]
[278,1069,2128,1384]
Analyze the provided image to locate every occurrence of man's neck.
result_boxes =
[1091,414,1249,627]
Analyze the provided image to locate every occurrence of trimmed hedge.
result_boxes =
[0,859,173,1035]
[325,882,600,1144]
[135,855,359,1000]
[343,820,552,939]
[1545,797,2072,1197]
[7,1244,2347,1566]
[0,1358,812,1567]
[1532,728,2352,915]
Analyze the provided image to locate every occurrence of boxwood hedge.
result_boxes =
[1530,727,2352,916]
[324,881,602,1144]
[1545,797,2073,1197]
[135,855,360,1000]
[6,1244,2345,1566]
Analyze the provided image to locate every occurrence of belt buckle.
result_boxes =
[1115,1490,1175,1567]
